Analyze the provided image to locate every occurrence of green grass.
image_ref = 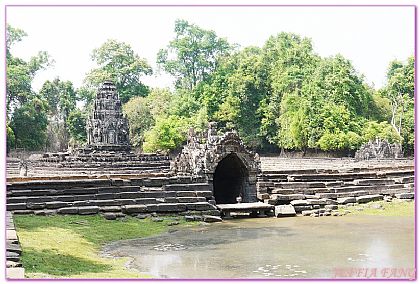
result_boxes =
[22,248,111,276]
[14,215,197,278]
[339,200,414,217]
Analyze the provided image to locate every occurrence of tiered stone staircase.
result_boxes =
[258,164,414,214]
[6,175,219,218]
[6,156,171,177]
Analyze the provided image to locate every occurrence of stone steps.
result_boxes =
[7,176,218,216]
[259,165,414,209]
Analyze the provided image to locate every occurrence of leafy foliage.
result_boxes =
[6,21,414,156]
[157,19,232,90]
[66,109,87,146]
[84,39,152,104]
[11,98,49,150]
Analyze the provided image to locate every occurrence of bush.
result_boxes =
[143,115,188,153]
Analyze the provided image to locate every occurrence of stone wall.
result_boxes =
[7,175,219,218]
[172,123,261,203]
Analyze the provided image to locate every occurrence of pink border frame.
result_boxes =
[3,4,417,282]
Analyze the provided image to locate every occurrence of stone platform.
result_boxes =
[6,211,24,279]
[7,175,219,218]
[216,202,274,218]
[257,158,414,215]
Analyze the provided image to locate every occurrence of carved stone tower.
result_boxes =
[86,81,130,151]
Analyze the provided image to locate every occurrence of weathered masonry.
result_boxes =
[171,122,261,204]
[5,83,415,219]
[86,80,130,150]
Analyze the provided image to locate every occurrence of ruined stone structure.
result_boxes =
[172,122,261,204]
[355,138,403,161]
[86,81,130,151]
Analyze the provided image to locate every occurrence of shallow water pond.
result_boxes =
[103,216,414,279]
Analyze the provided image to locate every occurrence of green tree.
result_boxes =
[6,123,15,153]
[157,19,232,90]
[66,109,87,146]
[381,56,414,154]
[143,115,188,153]
[123,96,154,148]
[39,78,77,150]
[84,39,152,104]
[208,47,267,148]
[6,25,52,111]
[258,32,318,145]
[361,121,401,144]
[11,97,49,150]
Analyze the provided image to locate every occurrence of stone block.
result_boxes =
[301,210,314,216]
[6,267,25,279]
[325,204,338,210]
[317,193,337,199]
[57,207,78,214]
[275,205,296,217]
[325,199,338,205]
[271,189,295,195]
[34,210,56,216]
[176,191,197,197]
[103,213,117,220]
[395,193,414,199]
[272,194,305,202]
[95,193,116,200]
[122,205,147,214]
[306,198,327,205]
[78,206,99,215]
[156,203,179,212]
[337,197,356,204]
[293,205,312,212]
[45,201,69,209]
[7,197,29,204]
[7,203,27,211]
[119,192,142,199]
[164,197,178,203]
[177,197,198,203]
[13,210,33,215]
[185,203,197,210]
[55,195,75,202]
[356,194,384,204]
[6,243,22,255]
[73,194,96,201]
[290,200,309,206]
[135,198,157,205]
[164,191,177,197]
[146,204,158,212]
[99,206,121,212]
[203,215,222,222]
[93,200,121,207]
[195,202,215,211]
[119,199,136,205]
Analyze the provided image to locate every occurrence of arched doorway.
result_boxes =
[213,153,249,204]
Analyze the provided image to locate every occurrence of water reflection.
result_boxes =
[103,216,414,279]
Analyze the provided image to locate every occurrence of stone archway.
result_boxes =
[213,153,249,204]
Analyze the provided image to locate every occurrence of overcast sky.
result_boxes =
[6,5,415,91]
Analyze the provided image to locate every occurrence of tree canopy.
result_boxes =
[84,39,152,104]
[6,21,414,157]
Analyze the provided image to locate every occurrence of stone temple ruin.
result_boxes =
[6,82,414,220]
[172,122,261,204]
[6,83,415,278]
[86,81,130,150]
[355,138,403,161]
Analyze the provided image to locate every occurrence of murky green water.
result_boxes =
[103,216,415,279]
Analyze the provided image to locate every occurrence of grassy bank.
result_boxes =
[338,200,415,217]
[14,215,196,278]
